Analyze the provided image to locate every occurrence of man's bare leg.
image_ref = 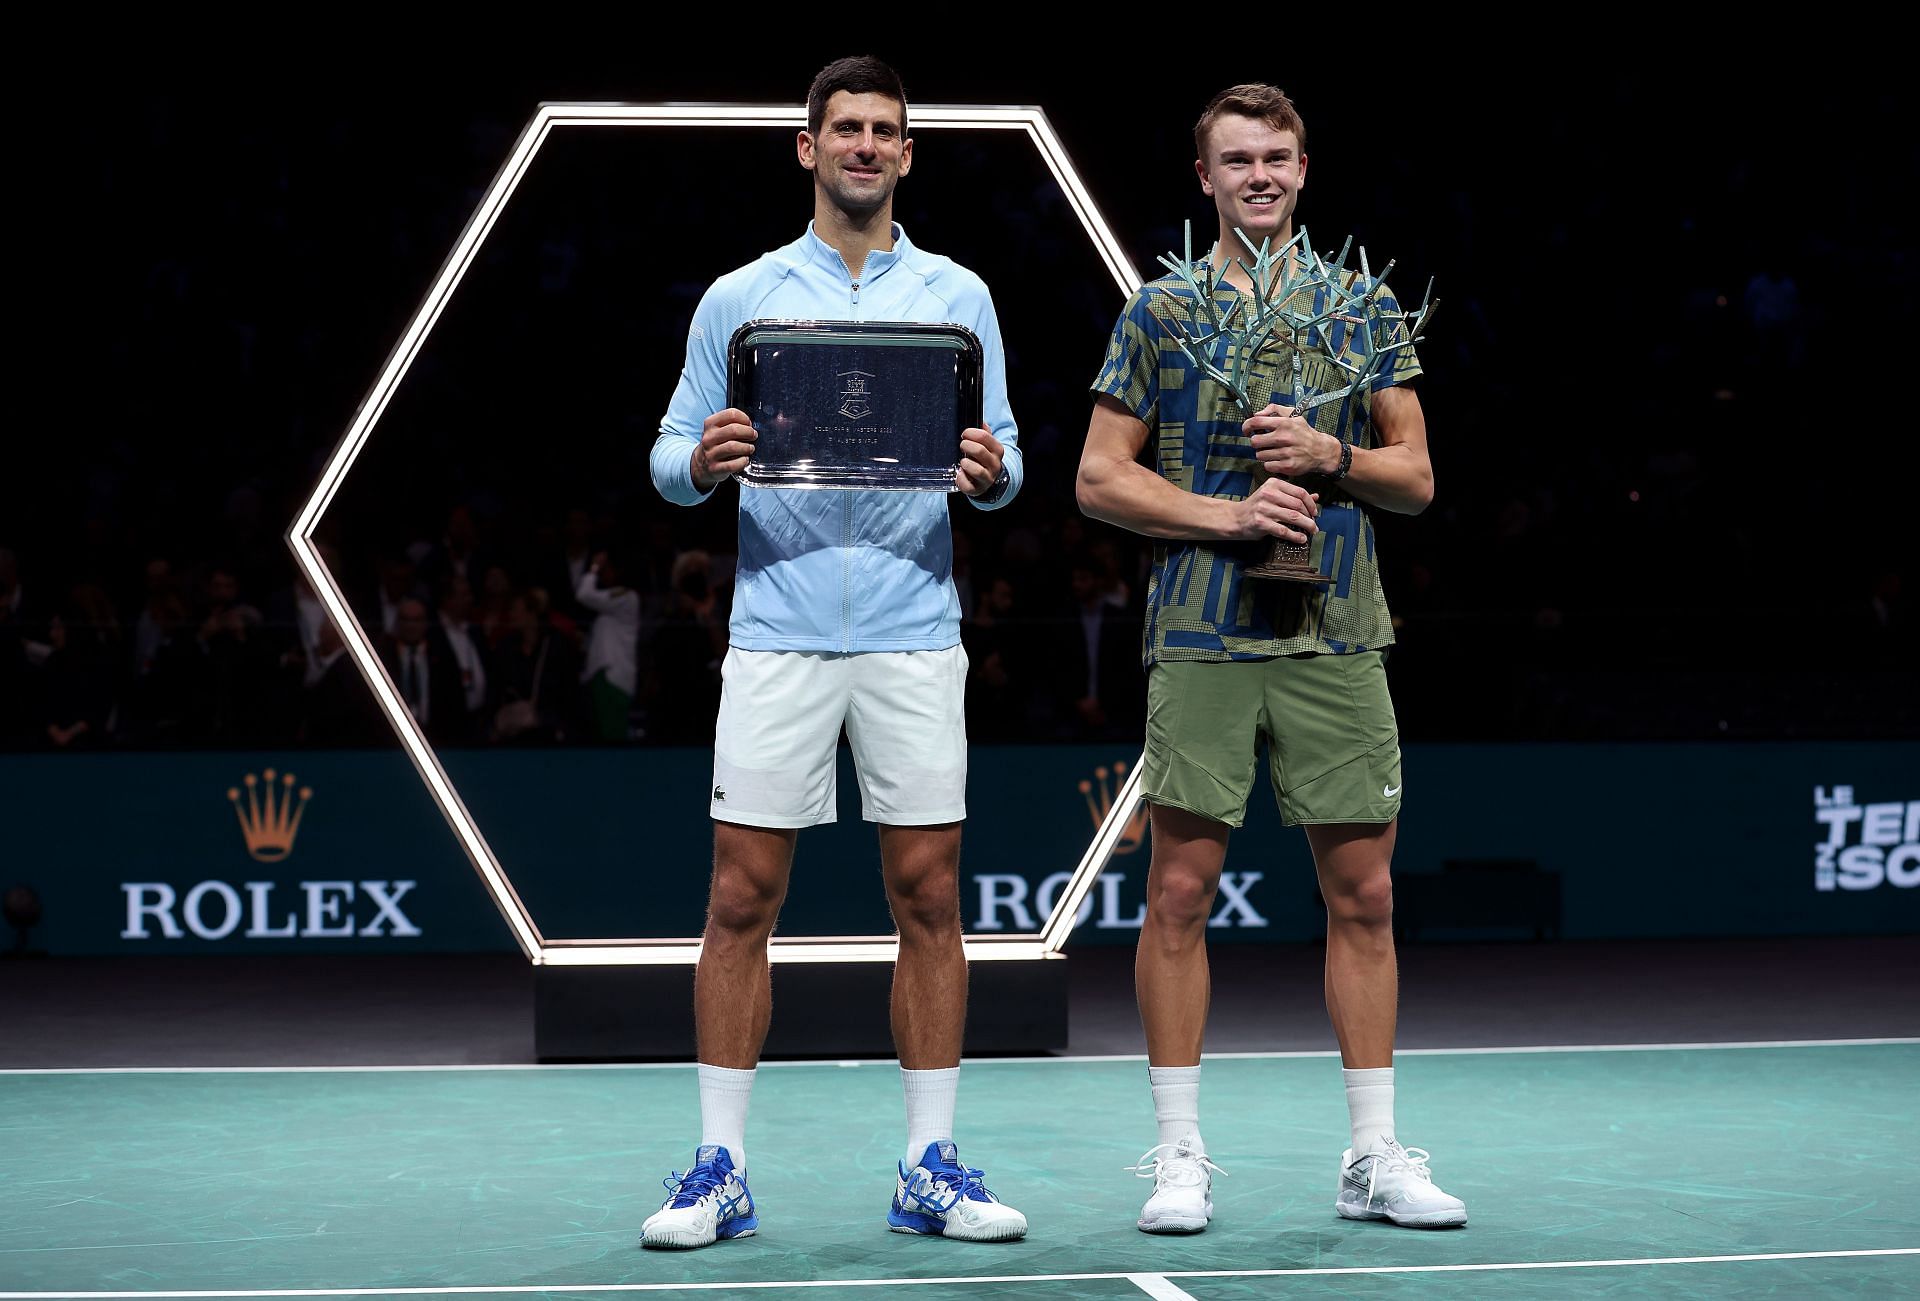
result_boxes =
[1131,802,1231,1233]
[642,821,797,1248]
[693,821,799,1069]
[879,822,966,1069]
[879,821,1027,1240]
[1307,821,1398,1070]
[1136,803,1230,1066]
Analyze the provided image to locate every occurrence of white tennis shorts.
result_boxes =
[709,645,968,827]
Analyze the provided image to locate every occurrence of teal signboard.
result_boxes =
[3,743,1913,955]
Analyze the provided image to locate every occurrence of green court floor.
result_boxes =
[3,1044,1917,1298]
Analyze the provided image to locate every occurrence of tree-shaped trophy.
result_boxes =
[1155,223,1435,581]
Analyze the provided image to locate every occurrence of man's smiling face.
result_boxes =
[1197,114,1307,245]
[801,89,913,216]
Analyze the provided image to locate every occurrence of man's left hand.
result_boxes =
[957,427,1005,496]
[1247,404,1340,478]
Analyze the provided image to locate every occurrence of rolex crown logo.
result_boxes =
[226,768,313,863]
[1079,761,1149,855]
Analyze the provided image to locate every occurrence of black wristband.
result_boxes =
[1330,440,1353,482]
[974,464,1012,504]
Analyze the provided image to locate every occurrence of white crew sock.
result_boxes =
[1148,1064,1204,1152]
[698,1063,756,1172]
[1344,1066,1395,1155]
[902,1066,960,1168]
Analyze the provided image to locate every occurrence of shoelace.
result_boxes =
[1126,1143,1228,1188]
[661,1162,730,1209]
[903,1162,993,1213]
[1357,1142,1433,1206]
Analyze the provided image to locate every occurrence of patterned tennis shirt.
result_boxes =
[1091,268,1421,665]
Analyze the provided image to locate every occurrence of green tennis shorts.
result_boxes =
[1140,651,1402,827]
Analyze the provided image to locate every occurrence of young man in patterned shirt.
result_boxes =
[1077,82,1466,1235]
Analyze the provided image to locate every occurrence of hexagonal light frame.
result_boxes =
[287,102,1150,966]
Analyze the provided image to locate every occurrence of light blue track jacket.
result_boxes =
[652,222,1021,653]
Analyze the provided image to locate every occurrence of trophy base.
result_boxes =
[1243,541,1332,584]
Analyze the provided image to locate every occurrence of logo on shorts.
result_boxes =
[1383,784,1401,798]
[1814,785,1919,892]
[713,786,726,802]
[1079,761,1149,854]
[837,370,876,420]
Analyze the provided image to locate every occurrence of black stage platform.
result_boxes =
[4,936,1915,1068]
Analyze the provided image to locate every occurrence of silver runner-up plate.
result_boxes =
[726,319,984,490]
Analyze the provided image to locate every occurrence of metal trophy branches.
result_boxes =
[1154,222,1435,581]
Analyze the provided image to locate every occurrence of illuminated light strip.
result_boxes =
[537,939,1055,966]
[286,536,542,960]
[288,101,1137,967]
[7,1248,1918,1297]
[292,111,559,540]
[925,106,1142,298]
[518,103,1142,299]
[1004,109,1142,299]
[1040,755,1146,952]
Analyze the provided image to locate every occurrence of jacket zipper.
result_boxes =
[840,492,853,652]
[842,265,863,646]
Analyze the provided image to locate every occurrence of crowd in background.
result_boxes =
[10,70,1914,751]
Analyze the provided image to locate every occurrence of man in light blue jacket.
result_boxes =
[641,55,1027,1251]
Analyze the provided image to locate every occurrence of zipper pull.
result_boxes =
[851,279,860,308]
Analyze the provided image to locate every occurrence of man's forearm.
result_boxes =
[1338,442,1433,515]
[1078,457,1236,542]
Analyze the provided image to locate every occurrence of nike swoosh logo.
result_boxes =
[1383,785,1401,797]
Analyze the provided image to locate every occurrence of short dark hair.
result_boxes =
[1194,83,1306,161]
[807,56,908,138]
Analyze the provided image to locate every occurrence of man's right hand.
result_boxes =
[1223,477,1320,544]
[691,408,758,489]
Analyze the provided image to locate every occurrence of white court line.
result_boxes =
[1127,1274,1197,1300]
[2,1247,1916,1297]
[3,1038,1916,1075]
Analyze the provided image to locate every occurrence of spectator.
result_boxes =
[542,507,597,624]
[488,588,581,744]
[125,587,201,744]
[962,573,1032,742]
[1048,553,1142,739]
[477,564,517,649]
[130,559,178,682]
[422,505,488,598]
[379,596,463,743]
[38,609,116,749]
[302,618,386,746]
[435,574,489,742]
[196,568,271,743]
[576,551,639,742]
[642,549,727,744]
[373,558,424,637]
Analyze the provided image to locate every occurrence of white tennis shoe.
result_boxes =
[1336,1138,1466,1228]
[888,1140,1028,1242]
[639,1145,757,1249]
[1128,1137,1225,1234]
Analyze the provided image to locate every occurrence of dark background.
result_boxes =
[8,37,1915,755]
